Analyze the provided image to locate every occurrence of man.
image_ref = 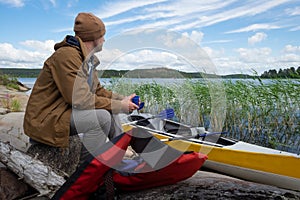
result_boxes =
[23,12,139,163]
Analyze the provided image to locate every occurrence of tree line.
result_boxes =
[1,67,300,79]
[261,66,300,78]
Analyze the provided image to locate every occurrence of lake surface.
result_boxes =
[18,77,274,89]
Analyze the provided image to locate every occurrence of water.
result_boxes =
[19,77,186,88]
[18,77,272,89]
[18,78,37,89]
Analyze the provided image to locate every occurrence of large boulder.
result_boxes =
[118,170,300,199]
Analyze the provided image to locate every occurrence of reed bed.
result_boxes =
[108,77,300,154]
[223,78,300,153]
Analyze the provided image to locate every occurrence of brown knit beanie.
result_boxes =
[73,12,106,42]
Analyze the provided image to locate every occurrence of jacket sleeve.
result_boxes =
[51,47,123,113]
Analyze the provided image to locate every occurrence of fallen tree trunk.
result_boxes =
[0,141,65,197]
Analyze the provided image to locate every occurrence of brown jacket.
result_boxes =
[23,36,123,148]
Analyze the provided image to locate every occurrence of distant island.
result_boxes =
[0,66,299,79]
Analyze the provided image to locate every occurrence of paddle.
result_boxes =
[125,108,175,125]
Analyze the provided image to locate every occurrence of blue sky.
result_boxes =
[0,0,300,75]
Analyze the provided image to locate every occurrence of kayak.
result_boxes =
[122,114,300,191]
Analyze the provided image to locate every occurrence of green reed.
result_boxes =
[108,77,300,153]
[223,78,300,153]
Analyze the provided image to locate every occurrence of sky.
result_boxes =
[0,0,300,75]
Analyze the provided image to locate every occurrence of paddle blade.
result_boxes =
[156,108,174,119]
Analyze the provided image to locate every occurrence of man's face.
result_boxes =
[93,36,105,52]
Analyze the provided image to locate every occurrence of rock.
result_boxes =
[0,168,29,200]
[0,112,30,152]
[16,81,31,92]
[0,108,9,115]
[118,171,300,200]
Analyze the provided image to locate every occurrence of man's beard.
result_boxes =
[93,41,103,53]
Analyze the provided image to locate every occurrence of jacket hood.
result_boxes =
[54,35,81,51]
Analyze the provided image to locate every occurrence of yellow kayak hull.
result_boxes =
[123,124,300,191]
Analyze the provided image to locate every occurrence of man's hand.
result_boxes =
[121,94,139,113]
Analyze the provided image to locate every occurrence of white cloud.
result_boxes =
[280,53,300,62]
[208,44,300,75]
[0,41,54,68]
[182,31,204,44]
[203,40,232,45]
[285,6,300,16]
[2,0,299,76]
[100,0,290,33]
[248,32,267,45]
[280,45,300,63]
[99,48,186,71]
[236,47,273,63]
[20,40,56,53]
[0,0,24,7]
[94,0,300,75]
[226,24,281,33]
[105,12,176,27]
[96,0,168,19]
[283,44,300,53]
[289,26,300,31]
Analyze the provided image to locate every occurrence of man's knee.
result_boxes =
[71,109,111,133]
[95,109,112,131]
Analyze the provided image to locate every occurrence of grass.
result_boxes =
[0,74,20,90]
[0,74,23,112]
[108,77,300,154]
[0,93,22,112]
